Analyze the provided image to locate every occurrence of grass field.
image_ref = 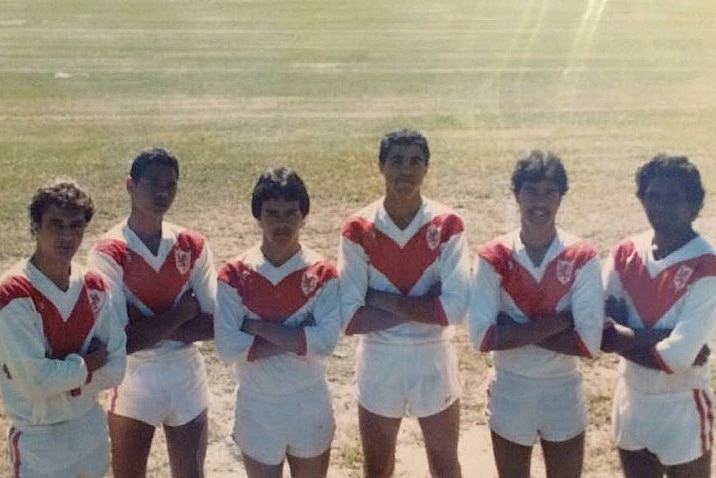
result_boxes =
[2,0,716,476]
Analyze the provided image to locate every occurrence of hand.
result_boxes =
[299,314,316,327]
[240,317,258,335]
[176,289,200,323]
[496,311,514,326]
[605,296,628,326]
[83,339,108,373]
[127,303,143,324]
[426,281,442,298]
[693,345,711,366]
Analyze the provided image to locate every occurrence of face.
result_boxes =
[33,204,87,264]
[515,179,562,228]
[640,176,696,236]
[379,143,429,198]
[258,198,305,256]
[127,163,178,218]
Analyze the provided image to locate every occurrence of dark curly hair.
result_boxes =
[29,178,94,227]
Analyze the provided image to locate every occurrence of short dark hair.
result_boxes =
[251,167,310,219]
[511,150,569,196]
[29,178,94,226]
[635,154,705,214]
[129,148,180,181]
[378,129,430,164]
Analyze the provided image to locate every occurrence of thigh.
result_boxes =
[541,432,585,478]
[164,353,209,427]
[287,447,331,478]
[666,450,711,478]
[286,388,335,462]
[405,342,462,418]
[418,400,461,478]
[108,411,156,478]
[619,448,664,478]
[487,373,540,446]
[242,452,284,478]
[491,430,532,478]
[357,343,408,418]
[164,408,208,478]
[358,404,402,478]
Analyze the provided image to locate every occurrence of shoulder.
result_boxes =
[302,247,338,280]
[170,223,207,254]
[557,229,599,263]
[341,201,381,240]
[218,247,258,284]
[0,261,34,309]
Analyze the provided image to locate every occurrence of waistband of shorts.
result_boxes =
[128,342,202,363]
[494,367,582,385]
[239,379,329,403]
[360,337,452,351]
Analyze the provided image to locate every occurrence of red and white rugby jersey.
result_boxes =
[604,231,716,393]
[216,245,340,396]
[338,197,471,345]
[87,220,216,360]
[0,259,126,428]
[468,228,603,379]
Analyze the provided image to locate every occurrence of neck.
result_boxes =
[31,252,71,291]
[384,194,422,230]
[520,225,556,267]
[652,228,696,260]
[128,212,163,249]
[261,243,300,267]
[520,221,556,249]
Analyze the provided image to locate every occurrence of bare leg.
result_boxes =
[618,448,664,478]
[287,447,331,478]
[666,451,711,478]
[418,400,462,478]
[491,430,532,478]
[358,404,402,478]
[108,411,155,478]
[164,408,209,478]
[541,432,585,478]
[242,452,284,478]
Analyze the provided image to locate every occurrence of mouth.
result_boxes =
[529,208,550,219]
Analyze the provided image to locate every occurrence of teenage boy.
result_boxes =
[0,178,126,478]
[338,129,471,478]
[601,154,716,478]
[216,167,340,478]
[88,148,216,478]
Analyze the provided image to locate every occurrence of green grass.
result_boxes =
[2,1,716,475]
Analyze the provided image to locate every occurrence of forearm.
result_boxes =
[538,330,586,356]
[241,319,304,354]
[169,313,214,343]
[366,289,442,325]
[126,312,192,354]
[600,323,671,354]
[345,305,407,335]
[490,313,572,351]
[247,337,288,361]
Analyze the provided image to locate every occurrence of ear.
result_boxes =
[125,176,134,195]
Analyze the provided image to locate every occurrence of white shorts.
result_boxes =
[109,348,209,427]
[485,369,587,446]
[357,340,461,419]
[233,384,335,466]
[8,404,110,478]
[612,379,714,466]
